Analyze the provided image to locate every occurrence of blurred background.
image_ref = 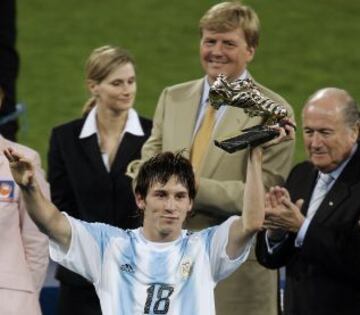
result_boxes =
[17,0,360,165]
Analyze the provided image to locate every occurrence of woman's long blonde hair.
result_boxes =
[82,45,135,116]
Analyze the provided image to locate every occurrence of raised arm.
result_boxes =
[20,150,49,292]
[226,123,295,259]
[4,148,71,250]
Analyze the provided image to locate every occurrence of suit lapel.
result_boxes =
[79,134,108,174]
[299,169,318,216]
[315,183,350,223]
[314,146,360,223]
[111,133,144,173]
[173,80,204,152]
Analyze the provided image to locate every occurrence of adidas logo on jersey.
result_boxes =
[120,263,135,274]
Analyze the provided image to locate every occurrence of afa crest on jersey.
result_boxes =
[180,257,193,279]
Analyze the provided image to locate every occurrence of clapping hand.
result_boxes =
[3,148,35,189]
[264,186,305,233]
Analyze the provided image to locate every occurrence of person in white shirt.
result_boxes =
[4,123,293,315]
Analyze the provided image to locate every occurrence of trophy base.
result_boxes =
[214,125,279,153]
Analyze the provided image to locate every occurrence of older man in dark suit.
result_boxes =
[256,87,360,315]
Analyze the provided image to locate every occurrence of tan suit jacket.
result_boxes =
[127,76,294,315]
[0,136,49,315]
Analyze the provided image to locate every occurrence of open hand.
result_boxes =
[3,148,35,189]
[264,186,304,233]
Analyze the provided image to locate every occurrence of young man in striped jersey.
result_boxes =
[4,124,293,315]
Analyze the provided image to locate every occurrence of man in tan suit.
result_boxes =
[127,2,294,314]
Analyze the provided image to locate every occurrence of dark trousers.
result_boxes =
[57,284,102,315]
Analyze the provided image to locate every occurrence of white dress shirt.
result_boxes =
[79,106,144,171]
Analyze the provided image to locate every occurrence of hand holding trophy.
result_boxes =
[209,74,294,153]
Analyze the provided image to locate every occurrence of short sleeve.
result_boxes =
[49,213,103,285]
[208,216,253,282]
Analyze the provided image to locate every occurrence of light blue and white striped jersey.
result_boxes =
[50,214,251,315]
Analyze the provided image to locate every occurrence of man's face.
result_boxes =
[200,27,255,84]
[136,176,193,242]
[302,96,358,173]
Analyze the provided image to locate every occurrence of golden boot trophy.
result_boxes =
[209,74,291,153]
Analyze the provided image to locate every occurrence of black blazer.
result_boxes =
[256,145,360,315]
[48,115,152,286]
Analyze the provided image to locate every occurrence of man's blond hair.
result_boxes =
[199,1,260,49]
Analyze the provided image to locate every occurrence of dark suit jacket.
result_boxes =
[48,115,152,286]
[256,145,360,315]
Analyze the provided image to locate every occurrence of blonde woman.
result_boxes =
[48,45,152,315]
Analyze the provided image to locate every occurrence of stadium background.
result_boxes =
[14,0,360,314]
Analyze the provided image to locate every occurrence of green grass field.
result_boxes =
[16,0,360,167]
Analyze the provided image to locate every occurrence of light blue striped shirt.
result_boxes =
[50,214,251,315]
